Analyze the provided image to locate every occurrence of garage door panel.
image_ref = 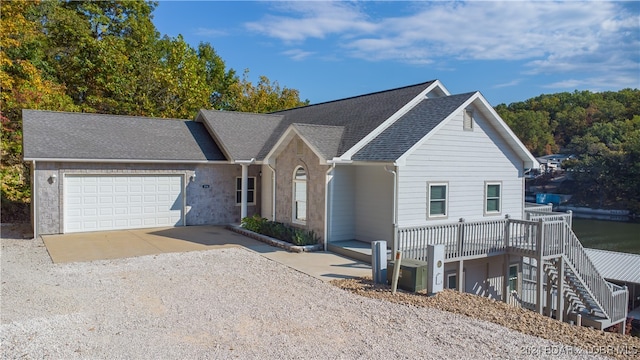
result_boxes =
[65,175,183,233]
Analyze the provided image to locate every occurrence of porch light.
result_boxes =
[49,174,57,183]
[190,173,196,182]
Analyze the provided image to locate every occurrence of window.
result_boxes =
[485,182,501,214]
[463,109,474,131]
[236,177,256,205]
[293,167,307,223]
[446,273,457,290]
[508,264,518,293]
[427,183,448,218]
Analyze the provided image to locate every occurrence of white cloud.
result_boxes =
[246,1,639,80]
[245,2,375,43]
[282,49,315,61]
[493,79,522,89]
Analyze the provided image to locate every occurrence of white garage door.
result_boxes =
[64,175,184,233]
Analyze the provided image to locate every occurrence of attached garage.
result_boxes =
[64,175,184,233]
[22,110,233,236]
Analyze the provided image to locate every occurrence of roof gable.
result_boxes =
[22,110,226,162]
[268,80,439,158]
[352,92,476,162]
[196,110,284,161]
[264,124,345,164]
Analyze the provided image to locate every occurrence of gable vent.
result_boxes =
[463,109,474,131]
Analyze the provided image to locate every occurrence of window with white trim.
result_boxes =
[485,182,501,214]
[427,182,448,218]
[236,177,256,205]
[463,109,474,131]
[293,167,307,223]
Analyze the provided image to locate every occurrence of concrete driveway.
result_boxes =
[41,225,371,281]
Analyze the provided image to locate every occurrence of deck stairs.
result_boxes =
[538,221,627,329]
[329,210,628,331]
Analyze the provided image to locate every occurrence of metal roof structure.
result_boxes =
[585,248,640,284]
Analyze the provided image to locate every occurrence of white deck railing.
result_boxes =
[559,221,628,322]
[526,209,572,228]
[524,202,553,212]
[397,219,508,261]
[397,216,628,323]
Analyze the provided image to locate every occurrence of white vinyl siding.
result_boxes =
[329,166,356,241]
[236,176,256,205]
[397,105,524,227]
[64,175,183,233]
[354,166,394,243]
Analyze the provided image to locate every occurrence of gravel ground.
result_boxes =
[1,225,609,359]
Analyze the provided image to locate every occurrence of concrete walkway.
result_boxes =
[41,226,371,281]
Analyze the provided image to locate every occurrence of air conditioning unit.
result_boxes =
[387,258,428,292]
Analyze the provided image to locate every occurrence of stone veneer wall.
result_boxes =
[274,136,330,242]
[33,162,260,235]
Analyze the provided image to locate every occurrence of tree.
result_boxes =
[1,0,308,222]
[222,70,309,113]
[496,108,557,156]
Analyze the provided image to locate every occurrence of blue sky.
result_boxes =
[152,1,640,106]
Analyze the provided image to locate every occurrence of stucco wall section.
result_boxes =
[33,162,259,235]
[274,136,329,242]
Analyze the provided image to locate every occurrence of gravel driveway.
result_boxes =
[1,229,603,359]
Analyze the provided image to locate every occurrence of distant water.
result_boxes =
[572,219,640,255]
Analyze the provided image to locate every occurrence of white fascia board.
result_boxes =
[394,92,480,167]
[23,158,229,164]
[348,160,396,166]
[341,81,449,160]
[475,94,539,169]
[429,80,451,97]
[234,158,256,165]
[262,126,297,164]
[195,111,235,162]
[262,125,329,165]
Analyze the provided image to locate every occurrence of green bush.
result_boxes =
[240,214,319,246]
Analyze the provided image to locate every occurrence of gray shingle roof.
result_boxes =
[352,92,476,161]
[22,110,226,161]
[264,81,436,159]
[197,110,284,160]
[292,124,345,160]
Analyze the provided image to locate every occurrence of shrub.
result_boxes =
[240,215,319,246]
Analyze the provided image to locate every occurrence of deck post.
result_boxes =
[503,254,510,303]
[556,256,564,323]
[457,260,464,292]
[535,220,545,314]
[546,275,553,317]
[457,218,465,258]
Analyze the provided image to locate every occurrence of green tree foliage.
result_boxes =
[497,89,640,212]
[0,0,307,222]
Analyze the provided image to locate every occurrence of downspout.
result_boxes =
[267,163,276,221]
[385,165,398,255]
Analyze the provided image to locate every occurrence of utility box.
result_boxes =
[427,244,445,295]
[387,258,428,292]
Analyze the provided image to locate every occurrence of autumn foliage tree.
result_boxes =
[497,90,640,212]
[0,0,307,222]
